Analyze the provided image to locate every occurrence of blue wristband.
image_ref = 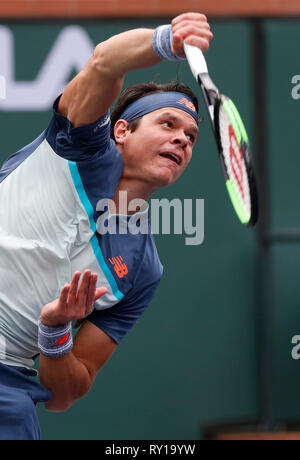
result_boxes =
[153,25,186,62]
[38,320,73,358]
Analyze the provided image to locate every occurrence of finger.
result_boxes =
[67,271,81,307]
[173,25,213,41]
[184,36,211,52]
[172,20,211,35]
[94,287,108,301]
[75,269,92,310]
[85,273,98,314]
[58,285,70,308]
[172,12,208,27]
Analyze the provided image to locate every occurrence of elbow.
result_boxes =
[45,397,75,413]
[92,43,112,78]
[92,42,125,80]
[44,381,91,413]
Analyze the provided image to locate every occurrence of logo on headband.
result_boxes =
[177,97,196,112]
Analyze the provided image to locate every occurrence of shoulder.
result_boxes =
[45,95,114,161]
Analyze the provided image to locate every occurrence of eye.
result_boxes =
[186,133,195,143]
[162,121,172,128]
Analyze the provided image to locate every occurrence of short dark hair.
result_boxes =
[110,82,199,141]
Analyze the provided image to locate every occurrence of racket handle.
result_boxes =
[184,43,208,79]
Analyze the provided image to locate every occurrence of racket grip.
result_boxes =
[184,43,208,79]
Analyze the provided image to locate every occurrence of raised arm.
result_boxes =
[58,13,213,128]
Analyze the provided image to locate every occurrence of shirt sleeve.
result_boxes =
[87,277,162,344]
[45,95,113,161]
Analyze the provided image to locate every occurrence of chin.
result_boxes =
[155,173,178,188]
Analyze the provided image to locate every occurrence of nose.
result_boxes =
[171,129,189,148]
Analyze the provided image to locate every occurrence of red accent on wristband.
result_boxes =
[53,333,70,347]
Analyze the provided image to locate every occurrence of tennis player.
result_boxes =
[0,12,213,439]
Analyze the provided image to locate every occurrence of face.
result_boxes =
[114,107,199,190]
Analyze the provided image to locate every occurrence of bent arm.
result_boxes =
[58,13,213,128]
[40,320,117,412]
[58,28,161,128]
[38,270,116,412]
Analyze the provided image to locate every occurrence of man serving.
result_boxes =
[0,12,213,439]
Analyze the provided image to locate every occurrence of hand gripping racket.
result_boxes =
[184,43,258,226]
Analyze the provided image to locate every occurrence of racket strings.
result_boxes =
[218,100,251,223]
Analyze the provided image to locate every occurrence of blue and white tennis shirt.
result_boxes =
[0,96,163,370]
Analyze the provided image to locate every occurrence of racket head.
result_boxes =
[213,94,258,226]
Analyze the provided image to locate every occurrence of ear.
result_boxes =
[114,119,130,145]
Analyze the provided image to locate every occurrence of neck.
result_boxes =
[110,179,156,215]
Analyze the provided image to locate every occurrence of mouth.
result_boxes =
[158,152,182,166]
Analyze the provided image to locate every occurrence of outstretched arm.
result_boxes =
[58,13,213,127]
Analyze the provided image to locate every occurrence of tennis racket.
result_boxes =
[184,43,258,226]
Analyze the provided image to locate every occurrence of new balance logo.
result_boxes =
[177,97,196,112]
[109,256,128,278]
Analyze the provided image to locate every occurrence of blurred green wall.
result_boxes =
[265,21,300,422]
[1,18,291,440]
